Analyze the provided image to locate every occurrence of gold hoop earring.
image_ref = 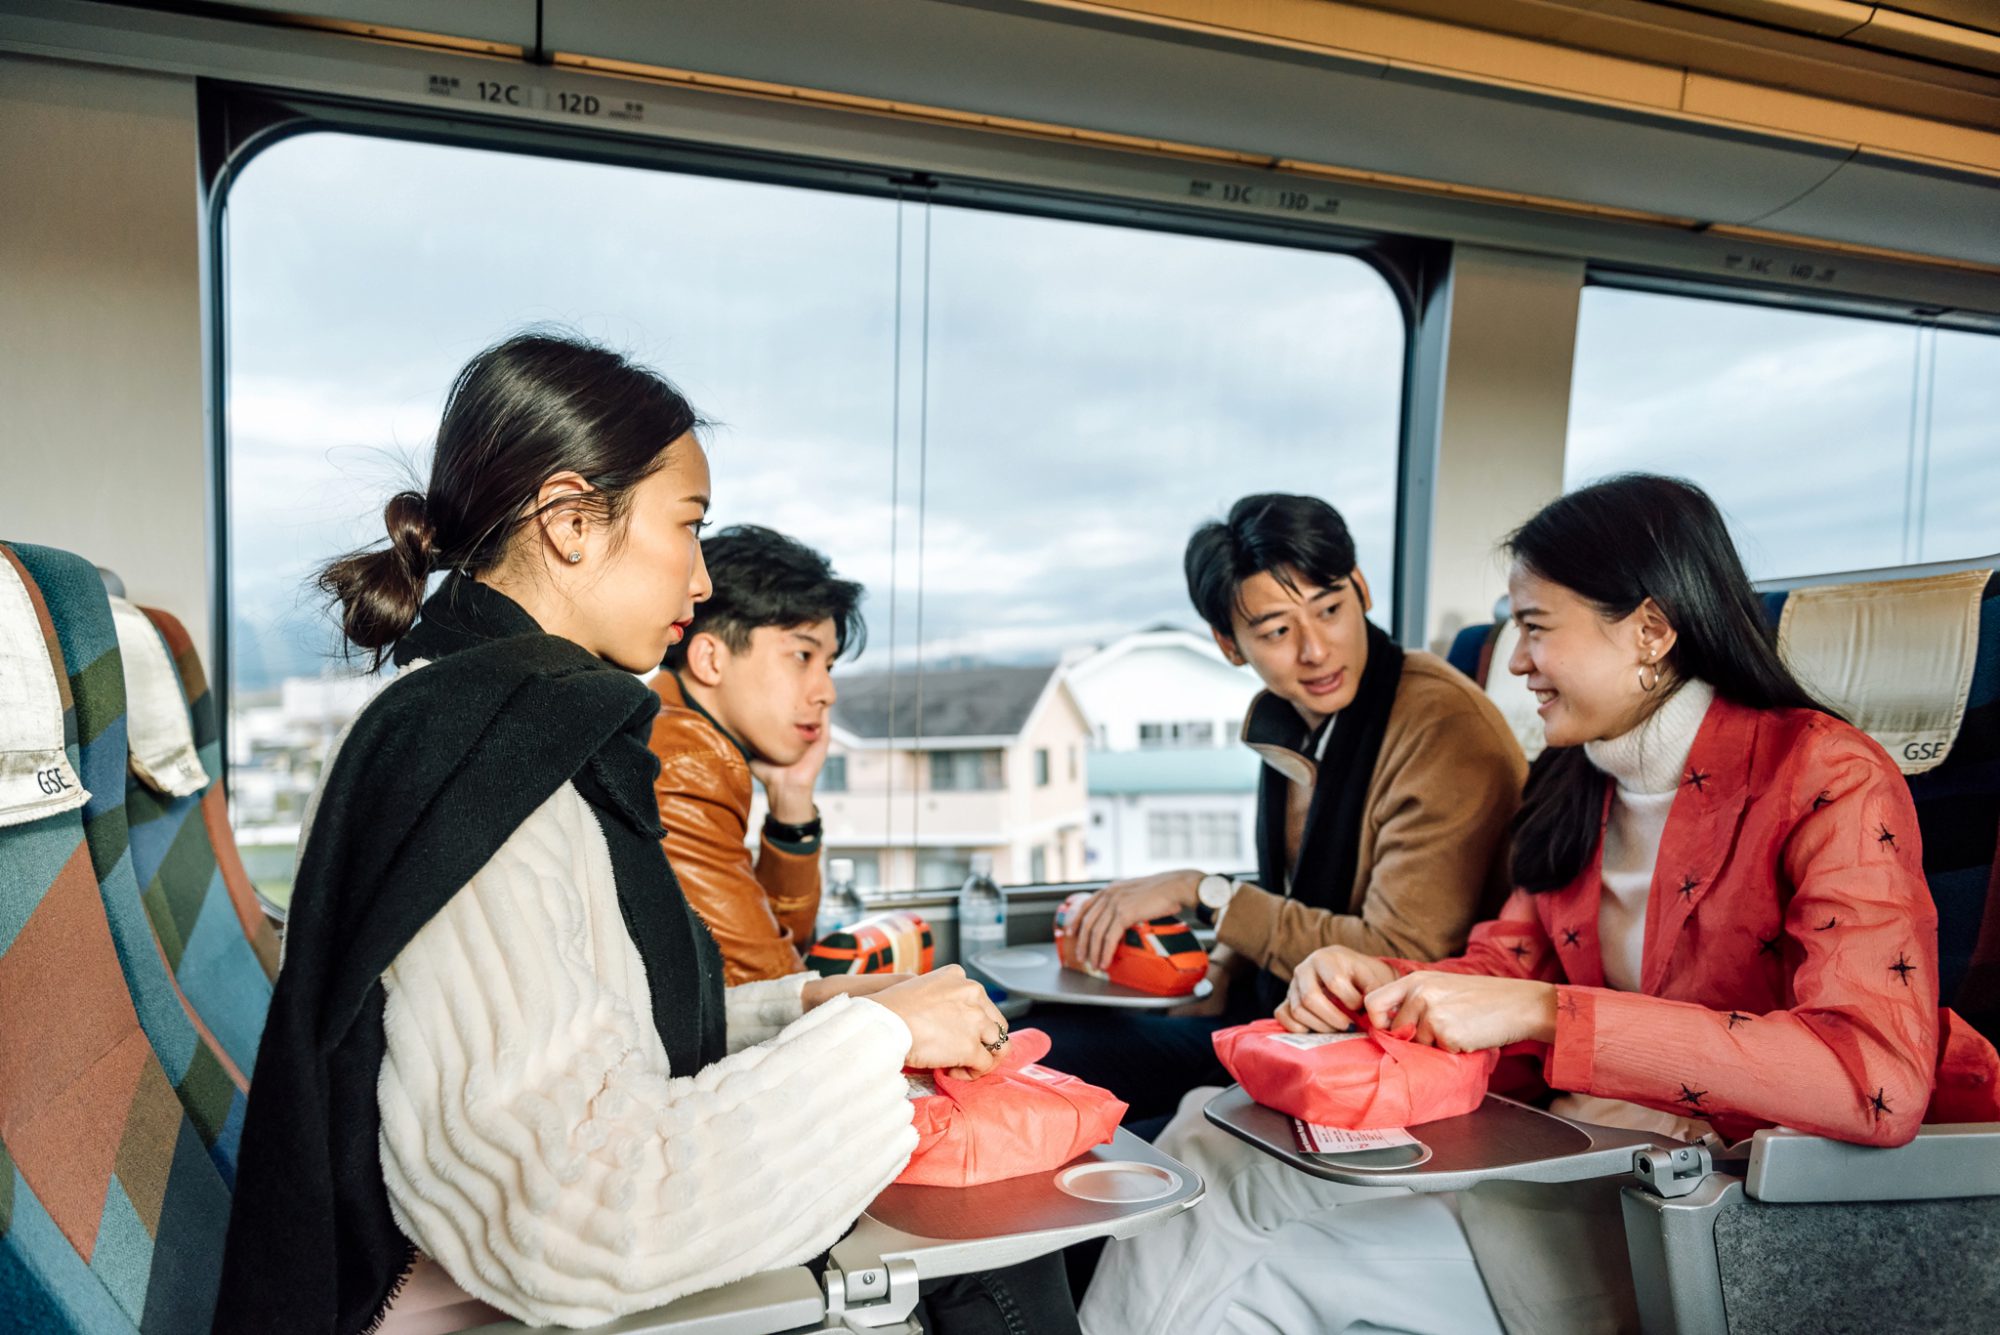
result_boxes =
[566,551,583,564]
[1638,660,1659,693]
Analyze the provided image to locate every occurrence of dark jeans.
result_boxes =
[917,1252,1080,1335]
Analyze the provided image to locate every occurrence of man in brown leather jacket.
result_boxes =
[649,525,866,984]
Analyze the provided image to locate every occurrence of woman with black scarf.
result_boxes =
[213,332,1079,1335]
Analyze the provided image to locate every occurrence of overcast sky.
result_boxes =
[1567,288,1998,582]
[224,131,1995,696]
[224,131,1404,692]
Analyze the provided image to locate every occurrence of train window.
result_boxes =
[1565,286,2000,579]
[221,130,1405,902]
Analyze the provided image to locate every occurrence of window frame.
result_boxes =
[202,83,1999,909]
[199,81,1434,803]
[1586,265,1997,337]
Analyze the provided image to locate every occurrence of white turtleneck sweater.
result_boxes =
[1580,678,1715,993]
[1548,679,1716,1143]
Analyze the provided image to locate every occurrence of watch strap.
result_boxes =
[763,810,824,845]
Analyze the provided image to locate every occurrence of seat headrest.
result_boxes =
[108,595,209,797]
[1777,568,1992,775]
[0,545,92,828]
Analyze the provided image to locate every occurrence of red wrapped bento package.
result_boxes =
[1213,1018,1498,1131]
[896,1028,1128,1186]
[1053,890,1209,997]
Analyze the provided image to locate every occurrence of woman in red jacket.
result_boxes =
[1083,473,1998,1335]
[1283,473,1996,1145]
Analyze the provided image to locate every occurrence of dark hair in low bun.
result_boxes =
[316,491,436,663]
[317,331,704,668]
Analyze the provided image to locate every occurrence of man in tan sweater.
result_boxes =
[1045,494,1527,1126]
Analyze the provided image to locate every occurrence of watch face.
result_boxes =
[1199,874,1232,908]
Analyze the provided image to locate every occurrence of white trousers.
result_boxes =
[1081,1087,1507,1335]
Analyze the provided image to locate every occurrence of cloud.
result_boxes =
[223,129,1409,687]
[1565,287,1998,581]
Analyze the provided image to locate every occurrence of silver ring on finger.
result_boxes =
[983,1026,1009,1054]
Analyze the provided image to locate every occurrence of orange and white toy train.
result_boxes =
[1053,890,1209,996]
[806,909,937,976]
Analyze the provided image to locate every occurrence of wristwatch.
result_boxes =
[1195,873,1239,928]
[763,809,824,845]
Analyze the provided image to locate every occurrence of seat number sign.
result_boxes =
[423,73,649,125]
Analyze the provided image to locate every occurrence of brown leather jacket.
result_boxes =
[648,673,821,984]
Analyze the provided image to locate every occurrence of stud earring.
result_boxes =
[566,551,583,564]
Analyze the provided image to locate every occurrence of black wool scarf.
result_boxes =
[1247,620,1405,1005]
[213,578,725,1335]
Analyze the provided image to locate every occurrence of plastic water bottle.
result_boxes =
[957,852,1007,979]
[815,857,864,944]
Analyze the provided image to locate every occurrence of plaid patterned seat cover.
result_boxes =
[122,605,275,1077]
[0,544,229,1332]
[6,545,251,1182]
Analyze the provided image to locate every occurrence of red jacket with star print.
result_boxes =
[1391,696,2000,1146]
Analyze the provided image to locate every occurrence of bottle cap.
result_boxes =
[969,851,995,878]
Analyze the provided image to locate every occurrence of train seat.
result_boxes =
[0,544,231,1334]
[1764,560,2000,1037]
[1444,617,1497,684]
[4,543,252,1187]
[113,599,275,1076]
[136,606,281,981]
[139,603,282,979]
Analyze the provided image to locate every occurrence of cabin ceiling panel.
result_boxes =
[152,0,537,52]
[1687,0,2000,42]
[1751,150,2000,265]
[1851,7,2000,74]
[21,0,2000,275]
[1893,1,2000,37]
[544,0,1862,222]
[1364,66,1855,220]
[1333,0,2000,111]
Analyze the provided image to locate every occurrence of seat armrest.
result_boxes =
[459,1266,825,1335]
[1744,1123,2000,1203]
[1204,1085,1682,1193]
